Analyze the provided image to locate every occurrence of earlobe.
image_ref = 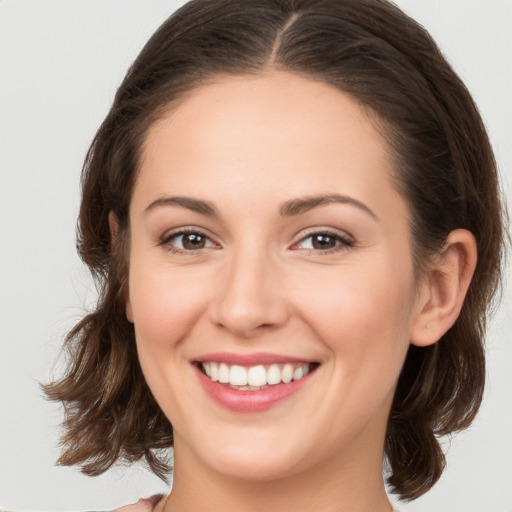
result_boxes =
[410,229,477,347]
[108,211,134,324]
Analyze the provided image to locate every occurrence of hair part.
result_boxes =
[44,0,506,500]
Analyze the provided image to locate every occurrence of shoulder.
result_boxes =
[111,494,165,512]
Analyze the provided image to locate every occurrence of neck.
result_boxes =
[164,429,392,512]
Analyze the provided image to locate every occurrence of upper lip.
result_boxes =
[193,352,318,366]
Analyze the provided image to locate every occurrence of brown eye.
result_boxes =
[295,231,354,252]
[311,234,337,249]
[162,230,217,252]
[182,233,206,249]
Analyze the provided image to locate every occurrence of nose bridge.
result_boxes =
[210,240,288,337]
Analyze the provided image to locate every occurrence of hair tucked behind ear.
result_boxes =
[44,0,506,500]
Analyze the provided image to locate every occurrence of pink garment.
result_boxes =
[112,495,164,512]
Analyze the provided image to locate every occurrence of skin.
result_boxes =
[121,71,476,512]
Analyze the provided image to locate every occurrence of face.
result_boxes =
[126,71,422,482]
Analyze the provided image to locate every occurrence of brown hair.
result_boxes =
[44,0,506,501]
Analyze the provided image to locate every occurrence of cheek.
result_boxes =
[127,262,209,353]
[294,258,415,368]
[127,262,211,421]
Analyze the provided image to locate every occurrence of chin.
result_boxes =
[185,431,314,482]
[209,453,308,482]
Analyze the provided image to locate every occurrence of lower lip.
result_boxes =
[195,366,314,413]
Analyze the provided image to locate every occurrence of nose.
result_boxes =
[208,249,290,339]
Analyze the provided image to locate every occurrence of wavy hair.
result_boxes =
[44,0,506,501]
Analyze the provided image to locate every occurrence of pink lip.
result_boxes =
[194,352,314,366]
[194,364,316,413]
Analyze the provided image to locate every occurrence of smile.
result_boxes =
[199,362,313,390]
[194,354,320,412]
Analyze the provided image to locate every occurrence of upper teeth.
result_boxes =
[201,362,311,388]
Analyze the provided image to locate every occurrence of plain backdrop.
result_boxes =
[0,1,510,511]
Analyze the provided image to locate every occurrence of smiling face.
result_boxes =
[126,71,423,483]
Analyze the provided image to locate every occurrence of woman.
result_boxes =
[43,0,506,510]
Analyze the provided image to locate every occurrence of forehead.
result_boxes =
[135,71,407,224]
[143,71,385,163]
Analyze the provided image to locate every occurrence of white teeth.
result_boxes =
[247,365,267,387]
[218,362,230,383]
[229,365,248,386]
[267,364,281,385]
[210,362,218,382]
[201,361,313,388]
[281,363,293,383]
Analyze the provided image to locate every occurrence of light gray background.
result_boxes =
[0,1,510,511]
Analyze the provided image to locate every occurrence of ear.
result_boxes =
[410,229,477,347]
[108,212,134,323]
[108,210,119,244]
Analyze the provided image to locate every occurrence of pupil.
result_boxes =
[312,234,335,249]
[183,233,205,249]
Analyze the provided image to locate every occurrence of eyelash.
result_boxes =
[158,228,355,255]
[158,228,217,255]
[292,230,355,254]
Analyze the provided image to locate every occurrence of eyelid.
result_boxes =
[157,225,354,254]
[291,228,355,252]
[158,226,220,251]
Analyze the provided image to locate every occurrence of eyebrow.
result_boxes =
[144,196,220,216]
[279,194,378,220]
[144,193,377,220]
